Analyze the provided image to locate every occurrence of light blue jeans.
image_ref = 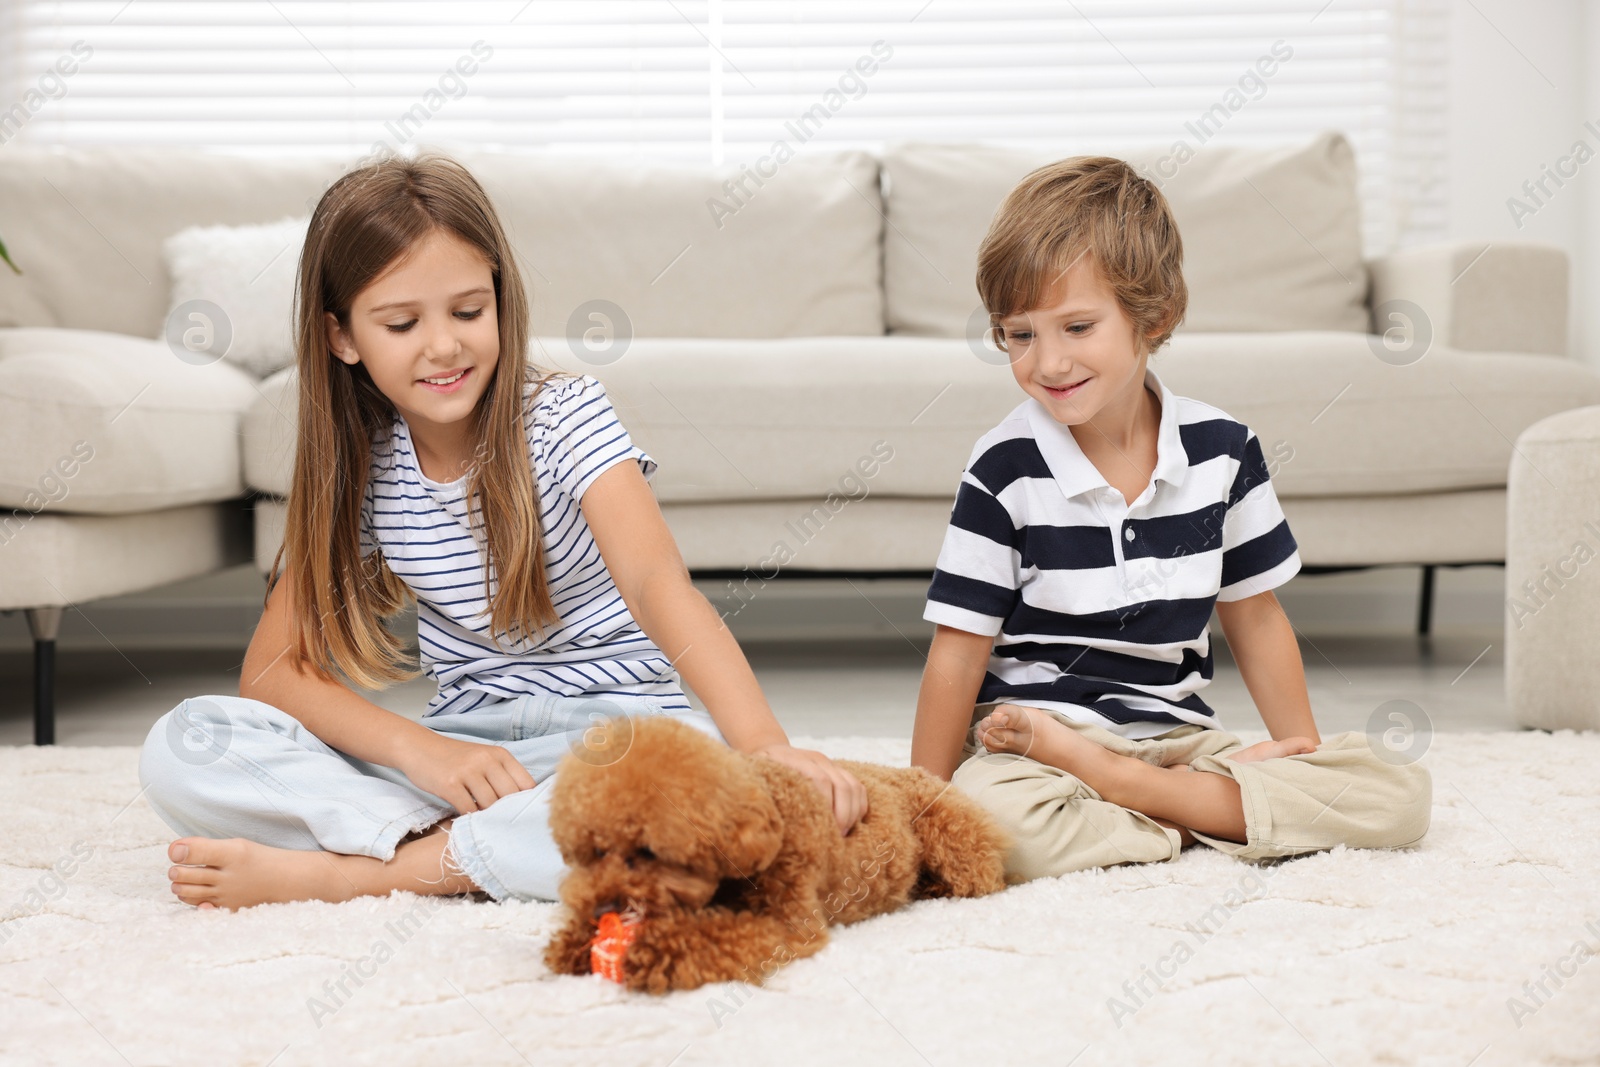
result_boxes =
[137,691,723,903]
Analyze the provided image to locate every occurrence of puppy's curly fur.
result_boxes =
[543,716,1010,993]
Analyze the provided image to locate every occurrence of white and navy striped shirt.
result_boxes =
[924,367,1300,739]
[360,373,688,717]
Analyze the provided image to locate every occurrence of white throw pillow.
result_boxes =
[162,215,308,378]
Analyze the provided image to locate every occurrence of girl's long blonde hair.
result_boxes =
[268,153,560,690]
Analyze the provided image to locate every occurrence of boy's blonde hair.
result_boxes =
[976,156,1187,355]
[270,153,560,690]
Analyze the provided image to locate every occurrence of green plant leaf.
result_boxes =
[0,234,19,275]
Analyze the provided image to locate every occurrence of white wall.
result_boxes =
[1445,0,1598,368]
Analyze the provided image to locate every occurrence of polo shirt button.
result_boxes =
[1125,527,1136,541]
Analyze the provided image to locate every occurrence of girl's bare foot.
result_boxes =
[166,820,478,911]
[168,838,354,910]
[1227,737,1318,764]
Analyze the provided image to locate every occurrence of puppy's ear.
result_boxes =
[719,773,783,878]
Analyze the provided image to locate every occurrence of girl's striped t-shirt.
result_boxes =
[360,372,689,717]
[923,367,1301,739]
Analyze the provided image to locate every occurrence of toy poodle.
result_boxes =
[543,715,1009,993]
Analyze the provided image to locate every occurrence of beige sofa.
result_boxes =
[4,132,1598,743]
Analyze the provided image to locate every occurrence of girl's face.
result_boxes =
[327,227,500,438]
[997,255,1153,428]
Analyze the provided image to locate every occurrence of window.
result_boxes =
[3,0,1448,253]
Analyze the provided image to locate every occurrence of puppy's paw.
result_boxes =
[619,947,674,993]
[617,914,749,993]
[543,920,597,976]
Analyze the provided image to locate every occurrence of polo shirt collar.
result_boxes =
[1023,366,1188,501]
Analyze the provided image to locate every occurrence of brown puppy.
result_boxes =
[543,715,1009,993]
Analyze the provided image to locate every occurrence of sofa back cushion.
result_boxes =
[0,147,886,344]
[467,150,884,339]
[0,149,342,339]
[882,131,1369,338]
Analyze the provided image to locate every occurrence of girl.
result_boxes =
[139,154,867,911]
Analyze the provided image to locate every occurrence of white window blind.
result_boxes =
[3,0,1448,253]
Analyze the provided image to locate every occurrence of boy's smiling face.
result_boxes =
[998,253,1158,427]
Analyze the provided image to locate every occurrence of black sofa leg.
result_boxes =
[1417,565,1435,637]
[27,607,63,746]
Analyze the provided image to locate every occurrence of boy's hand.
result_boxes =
[753,743,868,834]
[397,732,537,814]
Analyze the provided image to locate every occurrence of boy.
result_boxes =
[910,157,1431,880]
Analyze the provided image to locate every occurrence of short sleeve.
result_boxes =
[1216,430,1301,602]
[922,473,1022,636]
[544,375,656,502]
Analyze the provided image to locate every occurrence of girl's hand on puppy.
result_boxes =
[399,733,537,814]
[754,744,868,834]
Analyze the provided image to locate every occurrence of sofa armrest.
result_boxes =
[1366,241,1568,357]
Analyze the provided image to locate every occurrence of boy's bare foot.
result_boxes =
[1150,814,1197,848]
[976,705,1043,757]
[978,709,1209,847]
[1226,737,1318,764]
[166,819,477,911]
[979,706,1250,843]
[976,705,1125,781]
[978,705,1098,760]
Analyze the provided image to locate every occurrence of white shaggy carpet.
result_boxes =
[3,731,1598,1067]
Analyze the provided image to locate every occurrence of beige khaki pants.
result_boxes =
[950,705,1432,882]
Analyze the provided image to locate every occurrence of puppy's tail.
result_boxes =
[906,769,1010,899]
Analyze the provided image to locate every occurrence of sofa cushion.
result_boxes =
[0,502,250,609]
[0,328,259,513]
[242,366,297,496]
[244,335,1600,504]
[882,131,1369,338]
[245,340,1014,500]
[0,149,343,338]
[465,150,884,338]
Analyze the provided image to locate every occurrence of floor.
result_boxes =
[9,727,1594,1067]
[0,620,1512,747]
